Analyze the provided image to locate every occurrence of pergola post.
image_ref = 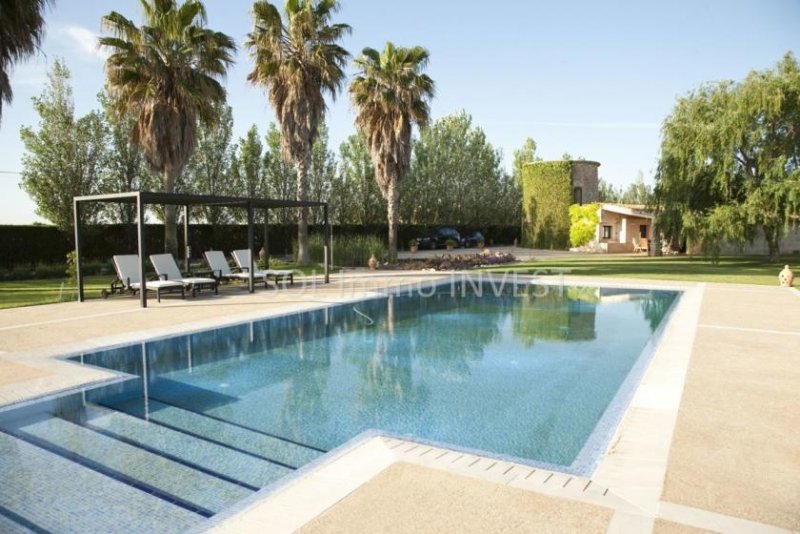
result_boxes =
[264,208,269,270]
[183,205,190,272]
[137,193,147,308]
[247,202,255,293]
[323,204,330,284]
[73,199,84,302]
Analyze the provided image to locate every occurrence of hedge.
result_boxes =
[0,223,520,268]
[521,161,573,249]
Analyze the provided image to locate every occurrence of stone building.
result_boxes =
[569,160,600,205]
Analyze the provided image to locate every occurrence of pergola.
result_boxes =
[73,191,331,308]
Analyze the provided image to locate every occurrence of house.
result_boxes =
[593,203,654,254]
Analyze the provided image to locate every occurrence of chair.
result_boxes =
[632,237,642,253]
[149,253,218,297]
[204,250,263,287]
[231,249,294,286]
[110,255,185,302]
[639,238,649,254]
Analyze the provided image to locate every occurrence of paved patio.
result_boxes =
[0,272,797,533]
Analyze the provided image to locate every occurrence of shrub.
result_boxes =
[294,234,389,267]
[569,203,600,247]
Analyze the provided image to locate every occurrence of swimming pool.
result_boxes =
[0,281,678,532]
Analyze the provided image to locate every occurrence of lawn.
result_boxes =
[0,261,336,310]
[0,275,111,309]
[483,254,800,286]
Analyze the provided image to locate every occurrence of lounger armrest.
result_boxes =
[239,266,250,273]
[158,273,168,280]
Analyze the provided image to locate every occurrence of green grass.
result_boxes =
[0,275,110,309]
[0,262,337,310]
[482,255,800,286]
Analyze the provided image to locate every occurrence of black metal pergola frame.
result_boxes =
[73,191,331,308]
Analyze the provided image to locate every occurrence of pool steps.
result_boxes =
[0,400,326,532]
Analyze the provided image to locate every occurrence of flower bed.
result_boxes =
[390,251,516,271]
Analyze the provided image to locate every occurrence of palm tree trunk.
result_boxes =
[163,167,178,255]
[386,174,399,262]
[296,153,310,265]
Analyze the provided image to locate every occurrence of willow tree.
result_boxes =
[246,0,350,265]
[655,52,800,260]
[100,0,235,254]
[350,42,435,260]
[0,0,52,123]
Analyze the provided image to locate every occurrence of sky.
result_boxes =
[0,0,798,224]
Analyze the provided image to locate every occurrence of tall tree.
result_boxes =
[20,59,105,230]
[403,111,514,226]
[264,122,296,224]
[0,0,52,123]
[512,137,538,185]
[597,178,621,203]
[620,170,653,205]
[100,0,235,255]
[307,121,336,223]
[245,0,350,265]
[332,133,382,225]
[236,124,266,200]
[350,42,435,259]
[98,88,156,223]
[184,103,236,225]
[655,52,800,260]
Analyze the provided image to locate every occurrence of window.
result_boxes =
[602,225,613,239]
[640,225,648,239]
[573,187,583,205]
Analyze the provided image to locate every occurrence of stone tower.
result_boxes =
[569,160,600,205]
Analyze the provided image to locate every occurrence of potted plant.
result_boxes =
[445,238,457,251]
[477,238,485,249]
[408,239,418,254]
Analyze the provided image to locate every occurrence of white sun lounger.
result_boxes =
[111,254,185,302]
[204,250,265,287]
[149,253,218,297]
[231,249,294,285]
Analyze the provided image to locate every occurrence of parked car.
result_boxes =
[460,231,485,248]
[414,227,461,250]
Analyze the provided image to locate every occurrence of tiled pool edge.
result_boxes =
[591,283,705,515]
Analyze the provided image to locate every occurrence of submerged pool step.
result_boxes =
[107,398,324,468]
[84,404,292,489]
[0,431,203,534]
[12,417,252,515]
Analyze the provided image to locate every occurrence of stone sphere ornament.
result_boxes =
[779,265,794,287]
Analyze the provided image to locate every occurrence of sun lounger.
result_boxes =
[204,250,266,288]
[109,254,185,302]
[231,249,294,286]
[149,253,218,297]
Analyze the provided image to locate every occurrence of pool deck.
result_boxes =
[0,271,797,533]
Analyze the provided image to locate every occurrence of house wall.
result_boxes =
[594,210,652,253]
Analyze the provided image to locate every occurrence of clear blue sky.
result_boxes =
[0,0,798,224]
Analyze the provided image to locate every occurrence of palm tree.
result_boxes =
[100,0,235,254]
[245,0,350,265]
[0,0,52,123]
[350,42,435,260]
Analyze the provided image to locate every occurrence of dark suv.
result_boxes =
[415,227,461,250]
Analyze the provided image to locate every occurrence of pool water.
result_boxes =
[0,282,678,532]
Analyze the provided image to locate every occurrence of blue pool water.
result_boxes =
[0,282,678,532]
